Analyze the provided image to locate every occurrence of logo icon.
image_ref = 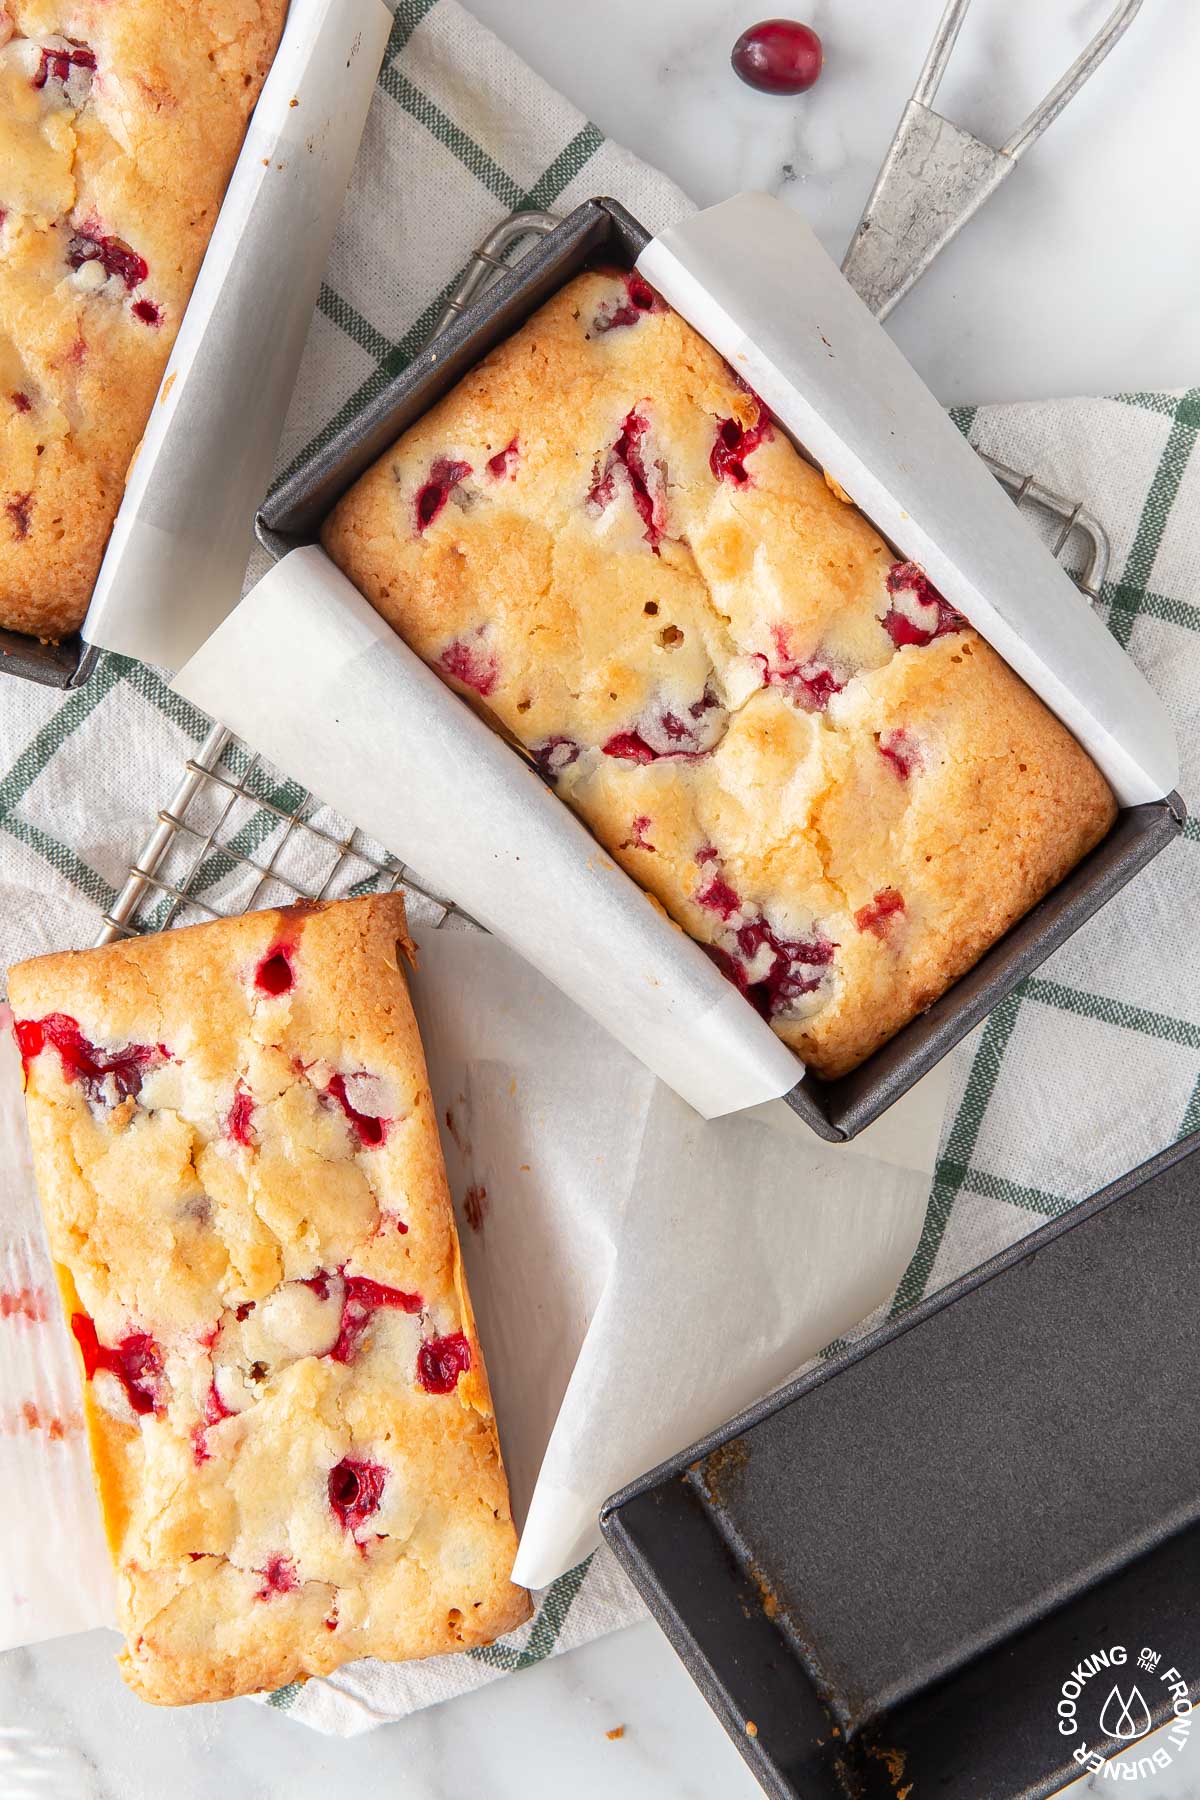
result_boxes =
[1051,1641,1193,1782]
[1098,1683,1153,1743]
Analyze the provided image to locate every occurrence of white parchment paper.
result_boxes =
[171,547,806,1122]
[409,932,947,1590]
[82,0,392,675]
[0,929,944,1649]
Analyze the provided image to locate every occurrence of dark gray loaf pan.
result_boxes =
[0,626,96,689]
[602,1127,1200,1799]
[256,196,1186,1141]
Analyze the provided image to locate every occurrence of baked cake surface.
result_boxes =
[0,0,288,641]
[8,894,529,1705]
[321,268,1117,1079]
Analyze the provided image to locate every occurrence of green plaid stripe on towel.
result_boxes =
[893,390,1200,1315]
[0,0,1196,1738]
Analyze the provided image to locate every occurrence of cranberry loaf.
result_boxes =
[8,895,529,1705]
[321,268,1117,1081]
[0,0,288,641]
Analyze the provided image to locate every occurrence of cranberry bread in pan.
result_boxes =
[321,268,1116,1080]
[8,895,529,1705]
[0,0,288,641]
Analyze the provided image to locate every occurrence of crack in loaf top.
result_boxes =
[320,267,1117,1080]
[0,0,288,641]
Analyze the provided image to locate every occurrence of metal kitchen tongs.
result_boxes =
[841,0,1144,319]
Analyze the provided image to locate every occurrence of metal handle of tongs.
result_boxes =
[841,0,1144,319]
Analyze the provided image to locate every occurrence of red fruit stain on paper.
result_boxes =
[16,1401,75,1440]
[0,1287,48,1323]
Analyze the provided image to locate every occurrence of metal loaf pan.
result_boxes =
[601,1128,1200,1799]
[256,197,1186,1141]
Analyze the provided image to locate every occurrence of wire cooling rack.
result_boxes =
[94,210,1114,946]
[95,723,470,943]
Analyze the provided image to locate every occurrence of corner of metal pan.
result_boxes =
[67,641,101,688]
[815,792,1186,1142]
[0,625,85,689]
[780,1079,845,1142]
[253,510,295,565]
[259,202,625,547]
[594,196,653,258]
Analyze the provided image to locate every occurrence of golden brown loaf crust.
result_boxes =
[0,0,288,641]
[321,269,1117,1081]
[8,895,529,1706]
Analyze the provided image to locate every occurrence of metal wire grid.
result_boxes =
[96,721,466,942]
[96,210,1114,946]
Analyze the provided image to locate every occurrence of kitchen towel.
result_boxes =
[0,0,1197,1739]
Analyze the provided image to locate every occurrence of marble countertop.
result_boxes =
[2,1619,765,1800]
[4,3,1197,1796]
[2,1612,1194,1800]
[472,0,1200,408]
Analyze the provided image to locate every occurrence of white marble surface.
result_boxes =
[4,3,1198,1796]
[470,0,1200,407]
[0,1620,766,1800]
[2,1612,1194,1799]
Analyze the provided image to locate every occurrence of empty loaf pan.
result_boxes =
[257,196,1184,1140]
[601,1127,1200,1799]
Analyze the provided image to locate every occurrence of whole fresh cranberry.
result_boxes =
[732,19,823,95]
